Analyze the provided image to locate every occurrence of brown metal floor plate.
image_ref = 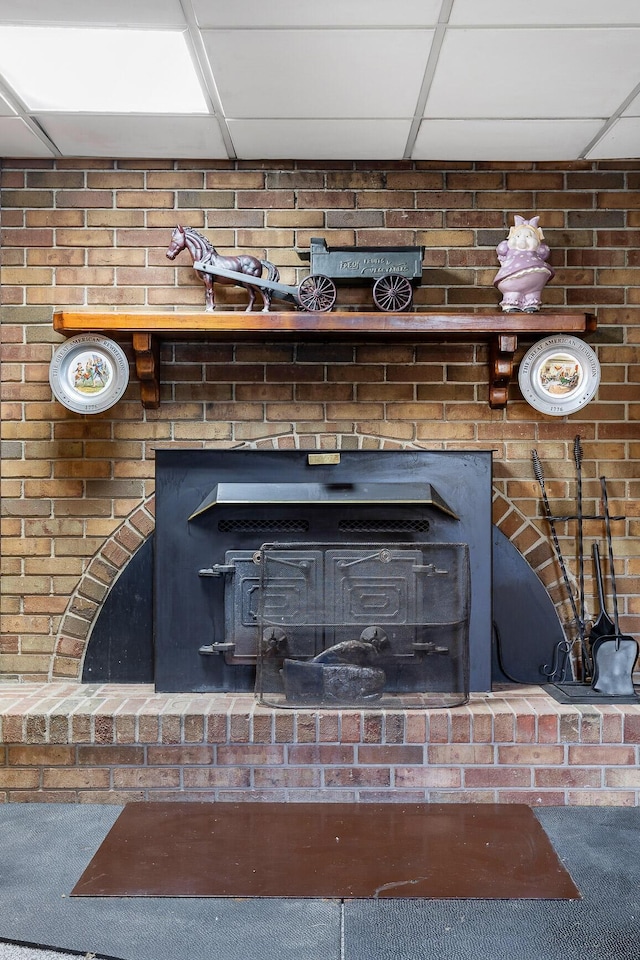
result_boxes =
[71,802,580,900]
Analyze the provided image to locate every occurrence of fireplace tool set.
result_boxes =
[532,438,637,697]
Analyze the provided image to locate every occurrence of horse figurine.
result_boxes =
[166,224,280,313]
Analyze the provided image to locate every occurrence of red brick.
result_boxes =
[395,767,462,788]
[254,768,320,787]
[405,713,427,743]
[566,790,636,806]
[183,768,251,788]
[358,745,423,764]
[295,713,318,743]
[464,767,532,787]
[43,768,110,788]
[147,746,213,765]
[340,710,361,743]
[568,745,636,765]
[77,746,144,765]
[427,713,450,743]
[288,745,355,764]
[92,714,113,743]
[216,745,285,765]
[535,767,602,787]
[604,766,640,788]
[536,713,560,743]
[137,715,160,743]
[0,769,40,787]
[8,745,75,765]
[362,715,384,743]
[428,744,494,764]
[498,745,565,765]
[112,768,181,788]
[324,767,390,787]
[468,707,493,743]
[497,790,566,805]
[622,713,640,742]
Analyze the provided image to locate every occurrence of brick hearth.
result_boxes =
[2,682,640,805]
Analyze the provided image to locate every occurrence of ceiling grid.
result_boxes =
[0,0,638,160]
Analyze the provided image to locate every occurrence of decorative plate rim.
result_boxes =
[49,334,129,414]
[517,334,600,416]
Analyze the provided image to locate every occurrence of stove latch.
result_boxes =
[198,563,236,577]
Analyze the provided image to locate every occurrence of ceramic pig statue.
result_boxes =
[493,215,554,313]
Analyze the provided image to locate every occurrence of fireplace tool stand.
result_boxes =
[534,438,638,703]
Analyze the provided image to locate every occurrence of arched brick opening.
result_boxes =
[51,434,567,681]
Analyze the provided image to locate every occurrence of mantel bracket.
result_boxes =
[132,333,160,409]
[489,334,518,409]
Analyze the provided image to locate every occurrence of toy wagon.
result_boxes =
[297,238,425,312]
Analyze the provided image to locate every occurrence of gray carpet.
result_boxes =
[1,804,639,960]
[0,804,339,960]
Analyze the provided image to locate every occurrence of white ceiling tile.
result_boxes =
[425,28,640,119]
[586,118,640,158]
[228,119,412,159]
[449,0,640,25]
[0,116,55,156]
[0,27,208,112]
[0,0,186,26]
[193,0,442,28]
[203,29,433,119]
[412,119,603,161]
[36,114,228,158]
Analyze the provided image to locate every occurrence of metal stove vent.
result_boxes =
[218,518,309,534]
[339,518,430,534]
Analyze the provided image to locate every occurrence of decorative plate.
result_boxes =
[518,335,600,416]
[49,334,129,414]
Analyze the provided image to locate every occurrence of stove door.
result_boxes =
[224,549,323,661]
[324,547,423,654]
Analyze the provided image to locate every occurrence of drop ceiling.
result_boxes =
[1,0,639,161]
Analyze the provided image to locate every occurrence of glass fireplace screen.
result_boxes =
[256,542,469,709]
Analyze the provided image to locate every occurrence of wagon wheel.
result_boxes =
[373,275,413,312]
[297,274,337,312]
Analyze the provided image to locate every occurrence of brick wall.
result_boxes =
[3,683,640,805]
[1,157,640,683]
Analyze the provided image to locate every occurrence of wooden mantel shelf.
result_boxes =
[53,309,596,410]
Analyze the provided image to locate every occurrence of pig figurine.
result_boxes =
[493,215,554,313]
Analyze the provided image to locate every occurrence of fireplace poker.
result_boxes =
[573,436,591,679]
[532,449,579,681]
[601,477,623,650]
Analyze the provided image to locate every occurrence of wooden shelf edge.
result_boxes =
[51,310,596,412]
[53,309,594,338]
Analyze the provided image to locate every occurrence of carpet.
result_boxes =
[71,802,579,900]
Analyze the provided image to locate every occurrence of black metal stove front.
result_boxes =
[154,449,493,699]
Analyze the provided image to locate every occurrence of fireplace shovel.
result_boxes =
[591,478,638,697]
[588,542,615,688]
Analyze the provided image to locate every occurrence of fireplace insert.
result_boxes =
[153,449,493,699]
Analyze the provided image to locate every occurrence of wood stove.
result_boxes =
[154,449,493,700]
